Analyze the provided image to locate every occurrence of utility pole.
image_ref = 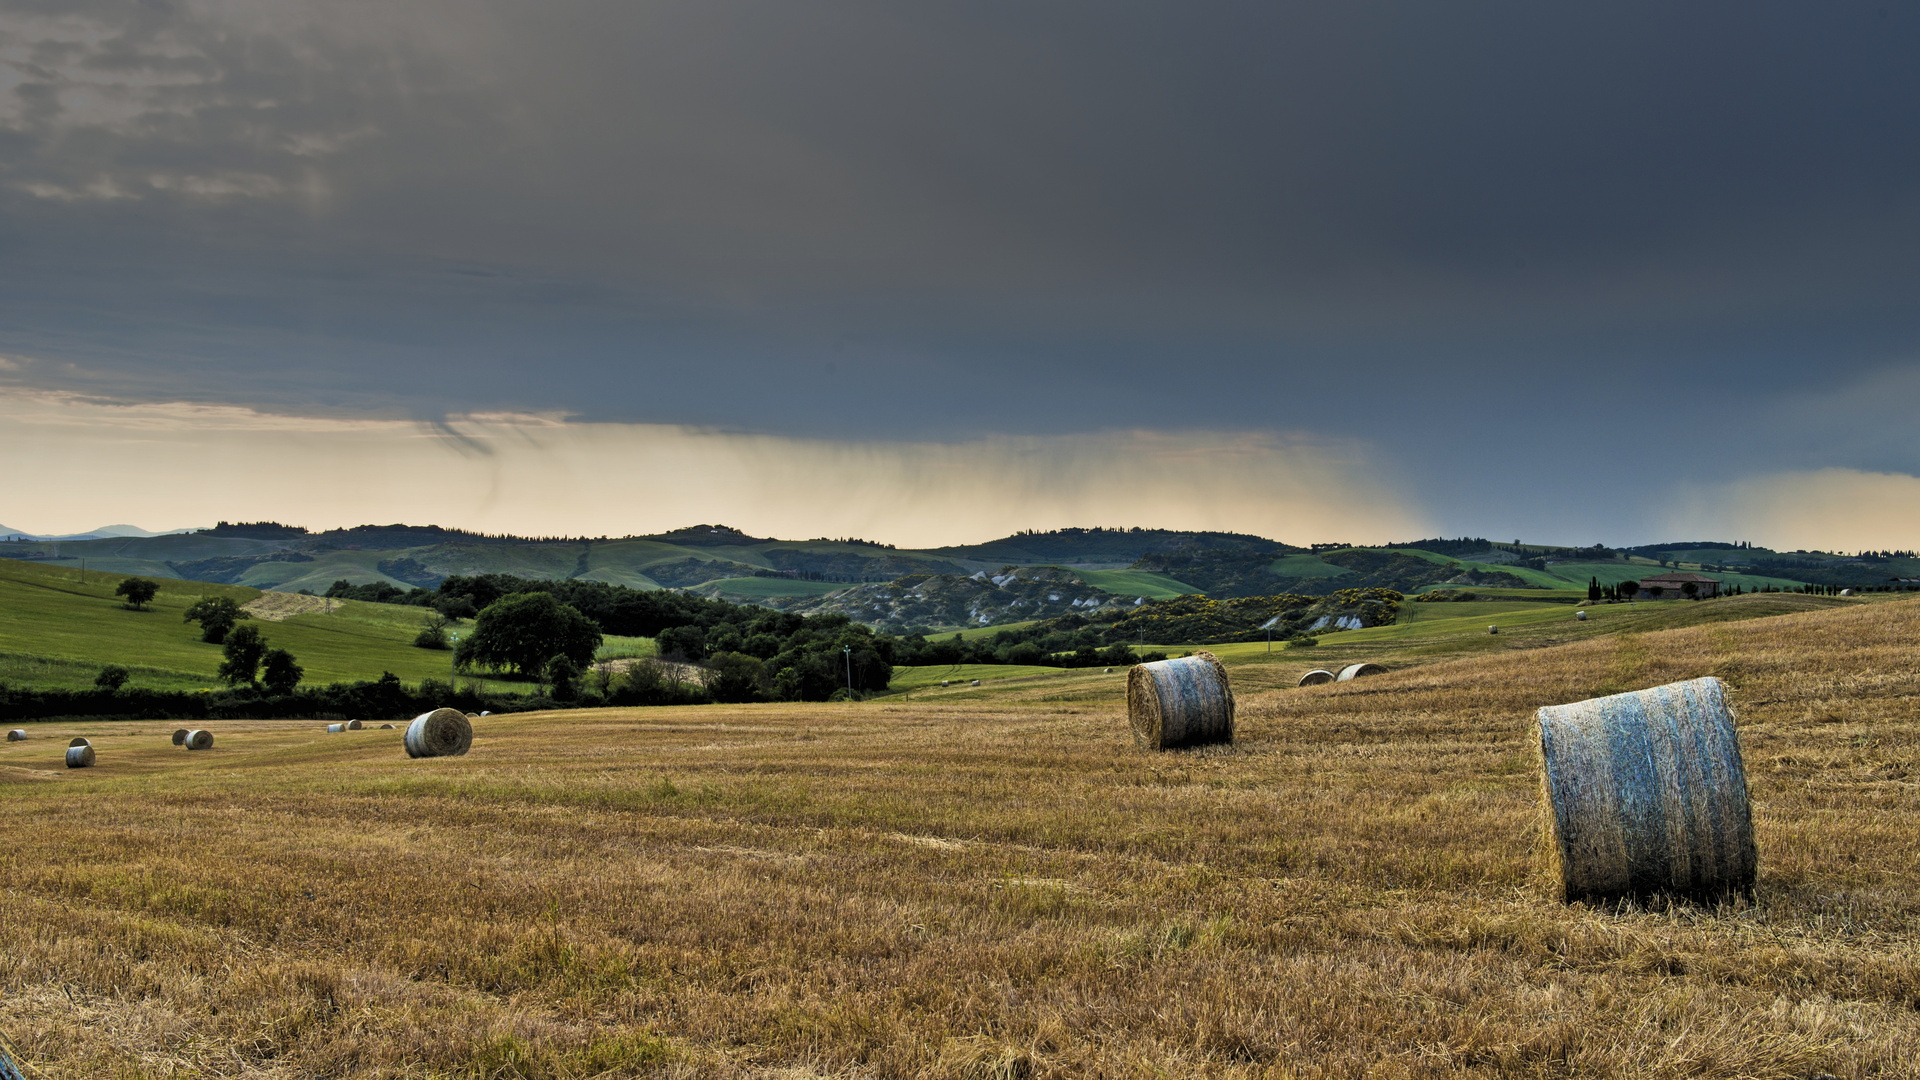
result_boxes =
[843,646,853,698]
[450,633,459,690]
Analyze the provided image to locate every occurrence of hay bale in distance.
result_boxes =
[69,737,91,748]
[66,744,95,768]
[1536,676,1756,904]
[1575,611,1588,621]
[1335,663,1386,682]
[184,729,213,751]
[405,708,473,759]
[1489,624,1499,634]
[1127,651,1234,750]
[1297,669,1336,687]
[327,723,346,733]
[6,729,26,742]
[379,723,395,729]
[1839,588,1853,597]
[346,719,364,730]
[969,679,980,687]
[171,728,189,746]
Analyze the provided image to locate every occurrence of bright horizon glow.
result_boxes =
[0,388,1432,548]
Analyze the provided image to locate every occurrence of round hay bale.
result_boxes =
[1103,667,1113,674]
[1297,669,1336,687]
[969,679,980,687]
[184,729,213,751]
[6,729,26,742]
[1335,663,1386,682]
[479,711,491,717]
[405,708,473,759]
[66,744,95,768]
[465,712,479,720]
[346,718,364,730]
[69,737,91,748]
[1839,588,1853,597]
[327,723,346,733]
[379,723,395,729]
[1575,611,1587,621]
[171,728,189,746]
[1127,651,1234,750]
[1489,624,1499,634]
[1536,676,1756,904]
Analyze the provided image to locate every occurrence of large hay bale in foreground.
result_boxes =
[171,729,189,746]
[1127,651,1234,750]
[6,729,25,742]
[1297,669,1335,687]
[66,744,95,768]
[184,730,213,751]
[1335,663,1386,682]
[1536,676,1756,903]
[405,708,473,759]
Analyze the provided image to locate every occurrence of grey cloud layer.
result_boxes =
[3,1,1919,542]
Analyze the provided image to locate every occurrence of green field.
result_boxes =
[1542,560,1807,592]
[1073,569,1200,598]
[689,577,848,600]
[1266,553,1351,578]
[0,558,527,693]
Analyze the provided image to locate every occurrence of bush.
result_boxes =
[94,665,130,691]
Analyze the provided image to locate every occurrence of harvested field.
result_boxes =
[1,599,1918,1076]
[240,591,337,621]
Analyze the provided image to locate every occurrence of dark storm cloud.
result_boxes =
[3,1,1919,541]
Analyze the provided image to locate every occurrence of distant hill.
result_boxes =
[0,520,1868,632]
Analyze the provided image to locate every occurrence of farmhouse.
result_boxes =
[1638,571,1720,598]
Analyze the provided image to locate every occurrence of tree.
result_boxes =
[1618,580,1640,601]
[1587,576,1602,603]
[1682,582,1699,600]
[218,624,269,686]
[414,613,452,650]
[547,654,582,701]
[94,665,130,691]
[115,577,158,610]
[457,592,602,677]
[184,597,249,643]
[261,648,304,694]
[707,651,768,703]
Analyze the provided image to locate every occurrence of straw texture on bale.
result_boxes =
[68,737,90,748]
[65,744,95,768]
[184,729,213,751]
[1335,663,1386,682]
[1536,676,1756,903]
[346,719,364,730]
[405,708,473,759]
[1297,669,1336,686]
[171,728,189,746]
[5,729,25,742]
[1127,651,1234,750]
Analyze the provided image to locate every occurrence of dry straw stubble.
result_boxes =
[1127,650,1234,749]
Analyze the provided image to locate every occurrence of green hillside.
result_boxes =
[1074,569,1200,598]
[0,558,527,693]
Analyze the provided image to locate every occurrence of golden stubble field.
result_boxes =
[2,598,1917,1078]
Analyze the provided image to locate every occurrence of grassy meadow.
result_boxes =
[0,558,526,694]
[2,593,1917,1076]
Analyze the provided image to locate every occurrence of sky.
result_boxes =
[3,1,1919,549]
